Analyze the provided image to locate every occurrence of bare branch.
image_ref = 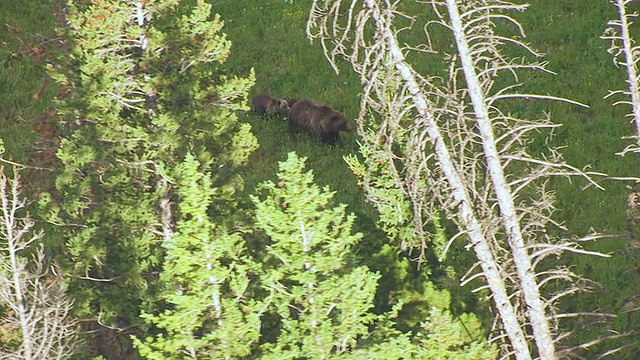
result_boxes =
[0,166,78,359]
[603,0,640,151]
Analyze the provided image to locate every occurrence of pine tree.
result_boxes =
[251,152,495,359]
[252,152,378,358]
[136,151,495,358]
[132,153,263,359]
[42,0,257,354]
[132,147,494,358]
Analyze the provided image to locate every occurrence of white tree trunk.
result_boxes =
[2,175,34,359]
[0,167,78,359]
[616,0,640,147]
[445,1,556,358]
[308,0,609,357]
[604,0,640,153]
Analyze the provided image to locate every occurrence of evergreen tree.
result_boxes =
[41,0,256,355]
[133,153,263,359]
[251,152,495,359]
[252,152,378,358]
[135,151,495,358]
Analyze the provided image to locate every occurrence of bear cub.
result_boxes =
[251,94,290,116]
[287,98,352,145]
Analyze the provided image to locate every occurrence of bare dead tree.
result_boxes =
[603,0,640,247]
[603,0,640,156]
[0,165,78,360]
[602,3,640,347]
[307,0,611,358]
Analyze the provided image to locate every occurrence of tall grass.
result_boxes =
[213,2,385,245]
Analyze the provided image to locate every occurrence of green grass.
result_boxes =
[213,1,381,231]
[3,0,640,357]
[0,0,59,163]
[215,0,640,355]
[518,1,640,352]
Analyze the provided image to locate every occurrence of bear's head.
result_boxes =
[277,99,290,110]
[277,99,291,114]
[331,111,351,132]
[265,99,290,115]
[285,98,298,109]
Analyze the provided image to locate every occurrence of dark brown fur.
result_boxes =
[287,99,352,145]
[251,94,290,116]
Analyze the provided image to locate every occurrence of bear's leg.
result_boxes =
[321,132,339,145]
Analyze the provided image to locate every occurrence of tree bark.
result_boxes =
[445,1,556,358]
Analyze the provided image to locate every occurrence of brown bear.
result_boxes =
[251,94,290,116]
[287,98,352,145]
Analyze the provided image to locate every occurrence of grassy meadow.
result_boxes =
[1,0,640,357]
[0,0,59,162]
[216,0,640,351]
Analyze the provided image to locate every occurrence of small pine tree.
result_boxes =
[252,152,379,358]
[132,153,263,359]
[133,151,494,359]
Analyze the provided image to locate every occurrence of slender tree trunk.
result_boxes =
[1,167,77,359]
[445,1,556,358]
[613,0,640,148]
[2,174,34,359]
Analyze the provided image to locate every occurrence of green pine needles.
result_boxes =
[248,152,495,359]
[133,153,262,359]
[39,0,497,357]
[41,0,257,351]
[135,151,495,358]
[252,152,378,358]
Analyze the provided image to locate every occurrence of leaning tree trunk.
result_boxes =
[603,0,640,323]
[352,1,531,357]
[444,1,554,357]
